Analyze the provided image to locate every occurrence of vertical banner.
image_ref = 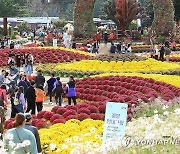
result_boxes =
[103,102,128,144]
[53,39,58,47]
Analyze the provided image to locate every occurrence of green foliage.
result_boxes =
[157,35,165,44]
[17,22,30,32]
[54,19,67,28]
[102,0,119,27]
[129,21,138,30]
[0,0,20,17]
[0,0,32,17]
[60,3,74,21]
[93,0,105,18]
[139,0,154,27]
[174,0,180,21]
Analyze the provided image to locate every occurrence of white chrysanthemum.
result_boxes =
[154,109,158,114]
[61,144,68,149]
[50,143,56,151]
[174,108,180,115]
[162,105,169,110]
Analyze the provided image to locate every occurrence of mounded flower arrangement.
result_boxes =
[3,47,180,153]
[37,58,180,78]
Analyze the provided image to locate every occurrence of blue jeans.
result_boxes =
[26,65,32,75]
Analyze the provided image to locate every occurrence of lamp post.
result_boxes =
[47,0,51,29]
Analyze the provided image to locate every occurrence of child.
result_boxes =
[35,85,46,112]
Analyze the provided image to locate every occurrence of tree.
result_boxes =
[17,22,30,33]
[0,0,21,36]
[174,0,180,22]
[0,0,20,17]
[102,0,120,27]
[54,19,67,28]
[140,0,154,28]
[151,0,176,38]
[115,0,142,30]
[73,0,96,38]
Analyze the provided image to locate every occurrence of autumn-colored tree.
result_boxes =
[151,0,176,37]
[115,0,141,31]
[73,0,96,38]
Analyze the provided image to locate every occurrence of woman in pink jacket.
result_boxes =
[0,84,8,109]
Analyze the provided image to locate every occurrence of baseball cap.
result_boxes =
[24,113,32,121]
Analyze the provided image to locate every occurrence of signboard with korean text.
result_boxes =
[103,102,128,144]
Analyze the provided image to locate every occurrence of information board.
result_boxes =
[103,102,128,144]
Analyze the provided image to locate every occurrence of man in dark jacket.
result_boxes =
[110,43,116,54]
[26,81,36,114]
[24,113,42,153]
[47,73,56,104]
[117,42,122,54]
[35,70,45,88]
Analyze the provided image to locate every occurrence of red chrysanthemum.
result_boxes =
[78,113,90,121]
[43,112,55,120]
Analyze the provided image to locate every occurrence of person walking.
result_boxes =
[154,45,159,60]
[127,44,132,53]
[0,70,6,86]
[47,73,56,104]
[35,70,45,88]
[165,44,171,62]
[171,40,176,51]
[26,81,36,115]
[66,76,76,105]
[53,77,64,106]
[159,43,165,61]
[110,43,116,54]
[9,64,19,84]
[25,54,33,76]
[109,32,115,43]
[24,113,42,153]
[35,86,46,112]
[14,86,26,113]
[15,52,21,71]
[0,84,8,109]
[4,113,38,154]
[10,41,15,49]
[104,32,108,44]
[117,42,122,54]
[95,32,101,45]
[87,42,92,53]
[92,40,99,55]
[18,75,29,94]
[7,81,18,118]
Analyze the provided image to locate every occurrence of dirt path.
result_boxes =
[99,43,111,54]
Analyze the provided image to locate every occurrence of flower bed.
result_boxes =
[4,102,106,130]
[39,119,103,153]
[70,107,180,154]
[76,76,180,103]
[93,73,180,88]
[0,47,93,66]
[91,54,147,62]
[37,59,180,77]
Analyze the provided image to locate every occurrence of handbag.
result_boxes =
[14,93,19,106]
[15,129,29,154]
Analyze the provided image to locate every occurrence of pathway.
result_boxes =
[99,43,111,54]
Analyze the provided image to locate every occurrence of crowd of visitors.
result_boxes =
[151,41,174,62]
[7,50,34,76]
[0,67,77,118]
